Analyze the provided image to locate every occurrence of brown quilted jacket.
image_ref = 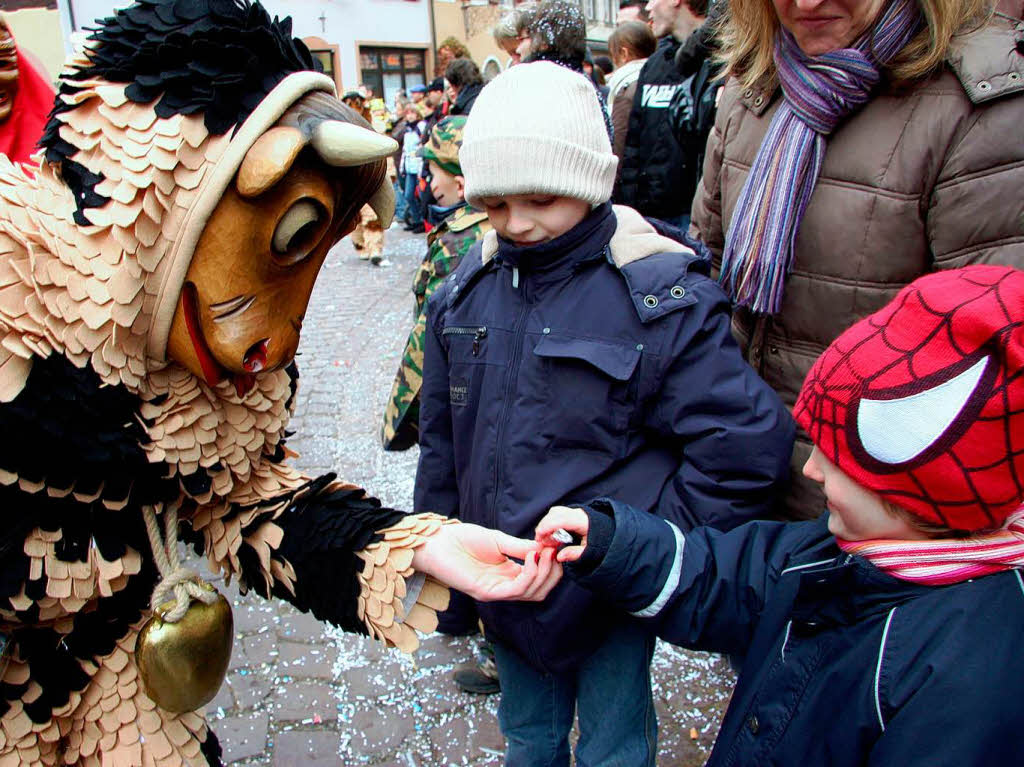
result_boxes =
[692,12,1024,519]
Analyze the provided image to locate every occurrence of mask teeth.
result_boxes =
[242,338,269,373]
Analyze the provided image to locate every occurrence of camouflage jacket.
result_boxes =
[381,204,491,450]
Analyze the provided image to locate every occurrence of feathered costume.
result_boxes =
[0,2,451,764]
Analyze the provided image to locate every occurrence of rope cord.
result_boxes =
[142,505,218,623]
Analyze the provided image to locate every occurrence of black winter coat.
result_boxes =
[414,204,793,672]
[575,503,1024,766]
[615,33,709,220]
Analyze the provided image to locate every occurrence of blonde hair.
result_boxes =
[716,0,993,91]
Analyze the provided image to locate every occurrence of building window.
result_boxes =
[310,49,336,83]
[481,56,502,83]
[359,47,426,106]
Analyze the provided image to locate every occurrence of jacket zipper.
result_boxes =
[442,325,488,356]
[490,274,529,534]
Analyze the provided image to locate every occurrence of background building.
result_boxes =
[57,0,435,107]
[3,0,64,81]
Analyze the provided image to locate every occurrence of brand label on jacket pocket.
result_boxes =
[450,377,468,406]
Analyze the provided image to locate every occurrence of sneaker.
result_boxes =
[453,656,500,695]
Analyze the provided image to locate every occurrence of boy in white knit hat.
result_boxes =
[414,61,794,766]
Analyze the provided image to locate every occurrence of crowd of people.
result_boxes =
[376,0,1024,764]
[0,0,1022,763]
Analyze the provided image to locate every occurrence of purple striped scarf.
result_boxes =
[719,0,921,314]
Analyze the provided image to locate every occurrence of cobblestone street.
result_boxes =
[195,227,735,766]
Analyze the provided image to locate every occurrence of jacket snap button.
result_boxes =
[670,285,685,299]
[635,343,644,352]
[644,294,659,308]
[978,80,992,91]
[1010,72,1021,81]
[754,95,764,107]
[770,345,779,354]
[743,89,753,98]
[542,327,550,334]
[748,715,759,734]
[452,285,459,293]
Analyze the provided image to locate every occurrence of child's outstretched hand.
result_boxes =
[535,506,590,563]
[412,523,562,602]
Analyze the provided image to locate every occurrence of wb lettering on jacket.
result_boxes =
[641,84,680,109]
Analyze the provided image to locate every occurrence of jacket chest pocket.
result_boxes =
[443,324,507,413]
[533,335,640,455]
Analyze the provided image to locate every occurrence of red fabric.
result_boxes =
[794,266,1024,531]
[0,48,54,165]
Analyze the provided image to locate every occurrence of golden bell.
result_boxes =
[136,589,234,713]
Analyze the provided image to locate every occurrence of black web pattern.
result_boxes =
[794,267,1024,528]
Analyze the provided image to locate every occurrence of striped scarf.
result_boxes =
[837,509,1024,586]
[718,0,921,314]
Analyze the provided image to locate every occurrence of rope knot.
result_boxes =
[143,506,218,624]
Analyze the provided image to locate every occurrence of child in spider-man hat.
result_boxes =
[533,264,1024,766]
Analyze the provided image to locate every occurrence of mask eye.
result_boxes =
[272,198,327,265]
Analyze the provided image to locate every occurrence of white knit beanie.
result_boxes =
[460,61,617,208]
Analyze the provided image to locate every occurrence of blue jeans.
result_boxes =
[492,621,657,767]
[403,170,422,225]
[393,175,408,221]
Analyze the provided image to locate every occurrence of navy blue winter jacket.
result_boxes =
[414,203,794,672]
[575,501,1024,765]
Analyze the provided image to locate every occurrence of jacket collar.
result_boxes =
[492,203,616,273]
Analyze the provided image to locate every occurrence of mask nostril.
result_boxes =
[242,338,269,373]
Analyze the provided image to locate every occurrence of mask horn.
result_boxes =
[311,121,398,167]
[367,180,396,228]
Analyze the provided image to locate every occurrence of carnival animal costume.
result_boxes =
[0,2,455,764]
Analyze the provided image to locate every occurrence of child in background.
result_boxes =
[382,116,491,450]
[414,61,793,766]
[538,265,1024,766]
[399,104,426,233]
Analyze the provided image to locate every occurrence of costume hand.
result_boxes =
[535,505,590,563]
[412,523,562,602]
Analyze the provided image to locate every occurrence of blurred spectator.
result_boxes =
[400,104,427,232]
[445,58,484,116]
[617,0,650,24]
[606,21,656,179]
[614,0,708,226]
[593,54,614,78]
[436,36,471,79]
[0,17,54,165]
[692,0,1024,518]
[493,6,533,66]
[517,0,587,71]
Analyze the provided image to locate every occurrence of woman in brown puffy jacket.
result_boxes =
[691,0,1024,519]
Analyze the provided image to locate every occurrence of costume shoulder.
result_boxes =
[945,13,1024,105]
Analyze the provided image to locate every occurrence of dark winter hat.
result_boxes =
[794,266,1024,531]
[427,77,445,92]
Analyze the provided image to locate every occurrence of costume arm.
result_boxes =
[186,471,452,652]
[929,89,1024,270]
[646,278,795,532]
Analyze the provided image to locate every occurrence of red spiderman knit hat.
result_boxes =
[794,266,1024,531]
